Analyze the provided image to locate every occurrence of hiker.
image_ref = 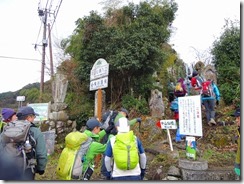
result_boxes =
[100,110,119,178]
[190,70,204,95]
[0,108,17,132]
[174,77,187,98]
[171,78,187,142]
[201,79,220,126]
[232,108,240,178]
[104,117,147,180]
[84,117,114,142]
[84,117,114,179]
[0,152,25,180]
[100,108,142,178]
[114,107,142,126]
[0,106,48,180]
[56,131,107,180]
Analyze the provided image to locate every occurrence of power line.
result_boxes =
[0,55,41,62]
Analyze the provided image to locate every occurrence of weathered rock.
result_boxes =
[51,102,67,112]
[181,168,236,180]
[168,165,181,177]
[56,121,64,128]
[167,176,181,180]
[149,89,165,118]
[52,73,68,103]
[202,64,217,84]
[49,120,56,128]
[179,159,208,170]
[49,111,68,121]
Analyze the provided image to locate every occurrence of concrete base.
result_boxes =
[179,159,208,170]
[181,168,236,180]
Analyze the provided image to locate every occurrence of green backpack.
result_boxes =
[56,131,92,180]
[112,131,139,170]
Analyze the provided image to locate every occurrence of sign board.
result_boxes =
[158,119,177,129]
[178,95,202,136]
[186,136,197,160]
[16,96,25,102]
[90,76,108,91]
[90,58,109,81]
[28,103,49,121]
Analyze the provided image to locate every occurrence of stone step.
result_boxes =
[181,168,236,180]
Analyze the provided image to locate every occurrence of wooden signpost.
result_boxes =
[89,58,109,121]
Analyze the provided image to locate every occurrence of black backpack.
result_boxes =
[101,110,118,144]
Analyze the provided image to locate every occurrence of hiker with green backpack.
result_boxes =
[100,108,142,178]
[104,117,147,180]
[57,117,114,180]
[56,131,107,180]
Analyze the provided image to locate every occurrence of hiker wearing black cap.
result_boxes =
[0,106,47,180]
[83,117,114,180]
[232,108,240,178]
[84,117,114,142]
[114,108,141,126]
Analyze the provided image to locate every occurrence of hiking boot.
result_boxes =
[208,118,216,126]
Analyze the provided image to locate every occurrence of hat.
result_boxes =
[192,70,198,77]
[16,106,39,118]
[115,117,130,133]
[232,108,240,117]
[1,108,16,121]
[120,108,129,118]
[86,118,101,130]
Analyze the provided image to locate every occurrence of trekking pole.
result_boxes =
[139,121,141,133]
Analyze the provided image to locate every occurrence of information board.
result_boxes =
[178,95,202,136]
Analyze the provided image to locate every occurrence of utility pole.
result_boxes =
[40,9,48,99]
[48,23,54,77]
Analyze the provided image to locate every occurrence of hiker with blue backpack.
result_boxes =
[104,117,147,180]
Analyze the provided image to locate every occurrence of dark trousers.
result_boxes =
[203,99,215,122]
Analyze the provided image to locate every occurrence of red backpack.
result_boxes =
[201,81,214,97]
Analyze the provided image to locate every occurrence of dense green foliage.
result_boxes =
[64,0,178,111]
[211,20,240,106]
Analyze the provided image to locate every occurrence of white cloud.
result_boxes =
[170,0,240,65]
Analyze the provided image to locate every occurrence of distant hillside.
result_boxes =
[0,82,40,110]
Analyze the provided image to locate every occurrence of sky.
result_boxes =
[0,0,240,94]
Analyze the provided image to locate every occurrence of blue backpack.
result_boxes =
[170,98,178,112]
